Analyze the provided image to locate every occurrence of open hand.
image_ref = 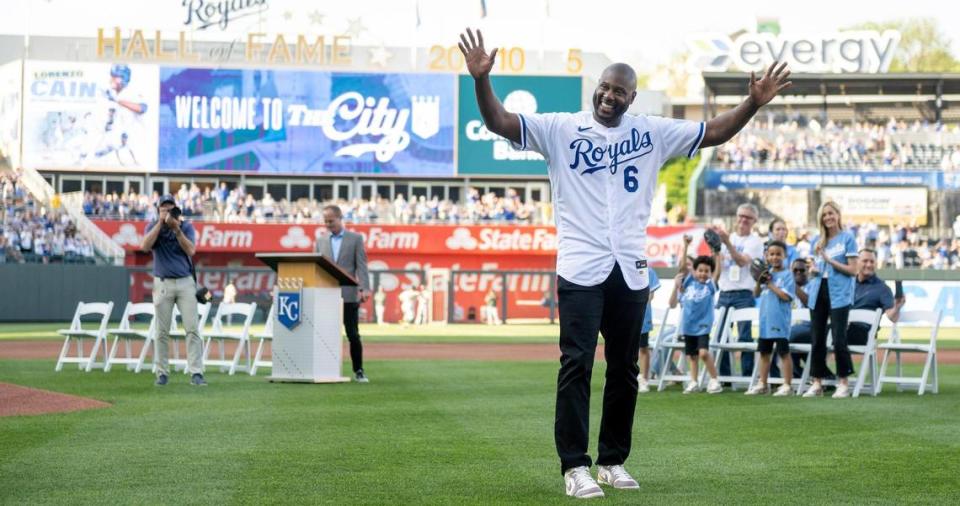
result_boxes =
[714,226,730,244]
[458,28,498,79]
[749,61,792,107]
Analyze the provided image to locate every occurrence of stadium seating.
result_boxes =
[54,301,114,372]
[878,309,943,395]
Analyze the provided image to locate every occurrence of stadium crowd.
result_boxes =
[1,172,97,264]
[713,116,960,170]
[80,183,553,225]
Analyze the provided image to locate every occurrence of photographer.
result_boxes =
[710,203,765,378]
[141,194,206,387]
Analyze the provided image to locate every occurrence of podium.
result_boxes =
[257,253,358,383]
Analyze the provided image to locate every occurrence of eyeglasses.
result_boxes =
[737,214,756,221]
[792,268,806,273]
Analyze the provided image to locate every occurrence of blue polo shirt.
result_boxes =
[679,274,717,337]
[852,274,894,312]
[146,220,196,279]
[805,231,858,310]
[759,268,795,339]
[641,269,661,334]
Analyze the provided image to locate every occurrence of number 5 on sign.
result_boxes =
[566,49,583,74]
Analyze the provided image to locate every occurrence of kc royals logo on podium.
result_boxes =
[276,277,303,330]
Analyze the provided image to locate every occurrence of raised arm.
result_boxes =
[458,28,521,144]
[678,234,692,276]
[700,62,792,148]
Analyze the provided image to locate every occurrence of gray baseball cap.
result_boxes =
[158,194,176,206]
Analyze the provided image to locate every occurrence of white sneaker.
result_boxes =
[706,378,723,394]
[832,384,851,398]
[597,464,640,490]
[564,466,604,499]
[637,377,650,394]
[744,384,769,396]
[773,384,793,397]
[802,384,823,397]
[682,381,700,394]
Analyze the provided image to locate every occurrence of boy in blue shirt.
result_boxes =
[747,240,795,396]
[637,268,661,393]
[670,254,722,394]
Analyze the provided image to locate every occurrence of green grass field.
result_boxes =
[3,322,960,347]
[2,353,959,504]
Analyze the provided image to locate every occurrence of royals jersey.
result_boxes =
[515,111,705,289]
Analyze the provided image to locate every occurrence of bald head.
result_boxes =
[602,63,637,90]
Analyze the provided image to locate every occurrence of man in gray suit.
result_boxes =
[317,205,371,382]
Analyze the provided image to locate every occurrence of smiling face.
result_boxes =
[693,262,713,283]
[736,205,757,235]
[820,204,840,232]
[766,244,785,269]
[592,64,637,127]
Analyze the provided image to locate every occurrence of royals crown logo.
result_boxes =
[410,96,440,139]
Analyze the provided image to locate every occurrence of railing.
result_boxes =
[57,190,126,266]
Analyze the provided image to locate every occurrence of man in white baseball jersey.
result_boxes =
[459,28,791,499]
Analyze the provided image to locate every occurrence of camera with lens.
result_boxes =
[168,206,182,220]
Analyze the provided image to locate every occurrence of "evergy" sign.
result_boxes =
[691,30,901,73]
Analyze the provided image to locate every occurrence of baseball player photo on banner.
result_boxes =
[21,61,159,170]
[157,67,455,175]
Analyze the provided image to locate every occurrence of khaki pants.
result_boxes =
[153,276,203,376]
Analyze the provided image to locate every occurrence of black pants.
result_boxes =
[810,281,853,379]
[555,263,649,474]
[343,302,363,373]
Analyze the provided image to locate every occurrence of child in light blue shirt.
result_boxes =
[670,254,721,394]
[748,240,795,396]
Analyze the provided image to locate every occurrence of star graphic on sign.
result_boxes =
[283,10,293,21]
[309,10,324,25]
[368,45,393,68]
[345,17,367,38]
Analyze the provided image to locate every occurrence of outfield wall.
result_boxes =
[0,264,129,322]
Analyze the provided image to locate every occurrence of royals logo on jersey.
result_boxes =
[513,110,705,290]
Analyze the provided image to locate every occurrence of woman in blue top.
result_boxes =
[803,202,860,398]
[768,219,798,267]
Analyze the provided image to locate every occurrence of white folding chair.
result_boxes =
[104,302,157,373]
[711,307,759,391]
[55,301,114,372]
[789,308,814,395]
[168,303,212,373]
[250,303,275,376]
[658,307,728,391]
[203,302,257,375]
[816,308,882,397]
[878,309,942,395]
